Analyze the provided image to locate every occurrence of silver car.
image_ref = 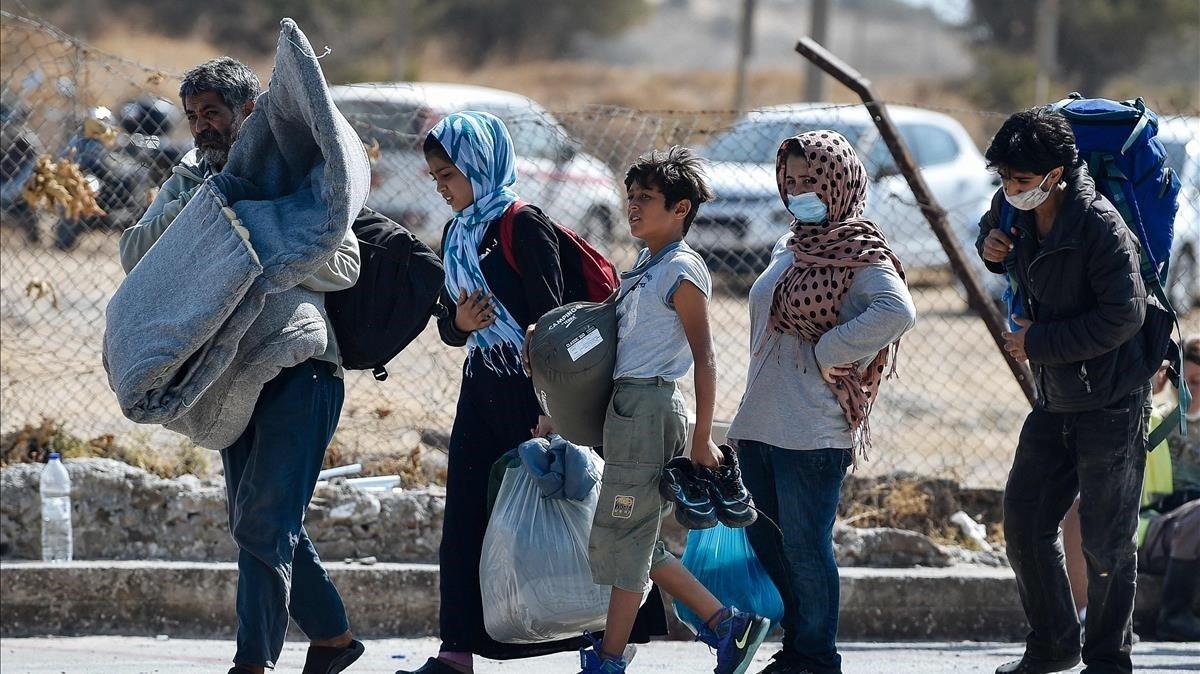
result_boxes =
[330,82,625,245]
[692,104,998,278]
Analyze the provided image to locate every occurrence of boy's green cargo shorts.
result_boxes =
[588,377,688,593]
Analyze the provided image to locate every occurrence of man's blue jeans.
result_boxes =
[221,360,350,668]
[738,440,852,674]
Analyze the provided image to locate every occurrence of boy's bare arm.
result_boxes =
[674,280,721,468]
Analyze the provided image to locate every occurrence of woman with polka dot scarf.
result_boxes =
[725,131,917,674]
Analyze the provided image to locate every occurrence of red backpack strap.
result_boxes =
[498,199,527,277]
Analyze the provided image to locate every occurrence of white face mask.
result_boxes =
[787,192,828,223]
[1004,170,1059,211]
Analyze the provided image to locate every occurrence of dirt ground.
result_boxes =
[3,229,1196,488]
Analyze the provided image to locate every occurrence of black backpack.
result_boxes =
[326,207,445,381]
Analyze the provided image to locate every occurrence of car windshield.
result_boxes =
[704,118,868,164]
[335,98,431,150]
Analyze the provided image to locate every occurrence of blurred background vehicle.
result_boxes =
[691,103,999,285]
[331,82,626,247]
[52,98,184,251]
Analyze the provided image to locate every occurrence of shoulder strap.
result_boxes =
[613,247,689,305]
[498,199,527,277]
[1121,98,1151,155]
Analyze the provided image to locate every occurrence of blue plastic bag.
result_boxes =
[674,523,784,631]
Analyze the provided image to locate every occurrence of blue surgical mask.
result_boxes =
[787,192,828,223]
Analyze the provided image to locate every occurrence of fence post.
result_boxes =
[794,37,1037,406]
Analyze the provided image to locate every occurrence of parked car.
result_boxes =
[692,103,998,279]
[1158,115,1199,313]
[330,82,625,245]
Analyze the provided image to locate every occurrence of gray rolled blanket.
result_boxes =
[103,19,369,448]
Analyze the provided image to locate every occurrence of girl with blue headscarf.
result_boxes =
[401,111,667,674]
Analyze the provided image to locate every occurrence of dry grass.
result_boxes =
[839,474,1005,548]
[0,416,211,479]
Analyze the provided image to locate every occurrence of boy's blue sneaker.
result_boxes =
[578,634,628,674]
[659,456,719,529]
[702,445,758,528]
[695,607,772,674]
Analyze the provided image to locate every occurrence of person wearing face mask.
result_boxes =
[976,108,1153,674]
[725,131,916,674]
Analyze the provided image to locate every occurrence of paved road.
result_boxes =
[2,637,1198,673]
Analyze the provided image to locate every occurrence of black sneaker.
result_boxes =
[701,445,757,528]
[395,657,466,674]
[303,639,365,674]
[659,457,718,529]
[993,654,1081,674]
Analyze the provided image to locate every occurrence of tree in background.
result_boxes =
[13,0,647,75]
[966,0,1200,110]
[415,0,648,68]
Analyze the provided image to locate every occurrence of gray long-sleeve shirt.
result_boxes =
[727,234,917,451]
[119,149,360,372]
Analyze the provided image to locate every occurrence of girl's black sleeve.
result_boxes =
[511,208,564,323]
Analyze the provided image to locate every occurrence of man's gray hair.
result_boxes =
[179,57,260,111]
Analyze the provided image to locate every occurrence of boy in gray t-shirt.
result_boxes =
[613,241,712,381]
[580,147,770,674]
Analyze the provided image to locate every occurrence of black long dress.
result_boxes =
[435,205,667,660]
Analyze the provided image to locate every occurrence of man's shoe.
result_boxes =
[578,633,628,673]
[228,668,256,674]
[1157,558,1200,641]
[702,445,758,528]
[660,457,719,529]
[395,656,468,674]
[754,650,804,674]
[994,654,1081,674]
[303,639,365,674]
[696,607,771,674]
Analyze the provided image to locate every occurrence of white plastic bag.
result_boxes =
[480,451,611,643]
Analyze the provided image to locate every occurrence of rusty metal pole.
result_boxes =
[795,37,1037,406]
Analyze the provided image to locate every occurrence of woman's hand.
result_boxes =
[819,359,854,383]
[531,415,555,438]
[453,289,496,333]
[522,324,536,375]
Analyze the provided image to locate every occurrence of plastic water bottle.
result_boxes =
[40,452,72,562]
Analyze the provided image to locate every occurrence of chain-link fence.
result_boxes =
[3,12,1198,487]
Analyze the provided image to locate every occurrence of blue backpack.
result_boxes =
[1054,93,1181,286]
[1001,93,1187,445]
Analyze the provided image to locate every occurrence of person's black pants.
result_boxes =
[1004,385,1150,674]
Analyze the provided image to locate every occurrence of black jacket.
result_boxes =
[437,205,564,349]
[975,164,1150,412]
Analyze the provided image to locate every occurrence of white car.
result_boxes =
[1158,116,1200,313]
[692,104,998,277]
[331,82,625,245]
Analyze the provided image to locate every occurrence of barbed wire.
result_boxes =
[2,12,1197,489]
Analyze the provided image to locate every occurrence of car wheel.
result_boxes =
[1168,245,1197,313]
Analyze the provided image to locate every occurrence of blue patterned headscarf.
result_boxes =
[432,111,525,374]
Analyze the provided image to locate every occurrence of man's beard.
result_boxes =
[194,114,244,170]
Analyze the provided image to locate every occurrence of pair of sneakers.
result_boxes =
[579,608,771,674]
[660,444,757,530]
